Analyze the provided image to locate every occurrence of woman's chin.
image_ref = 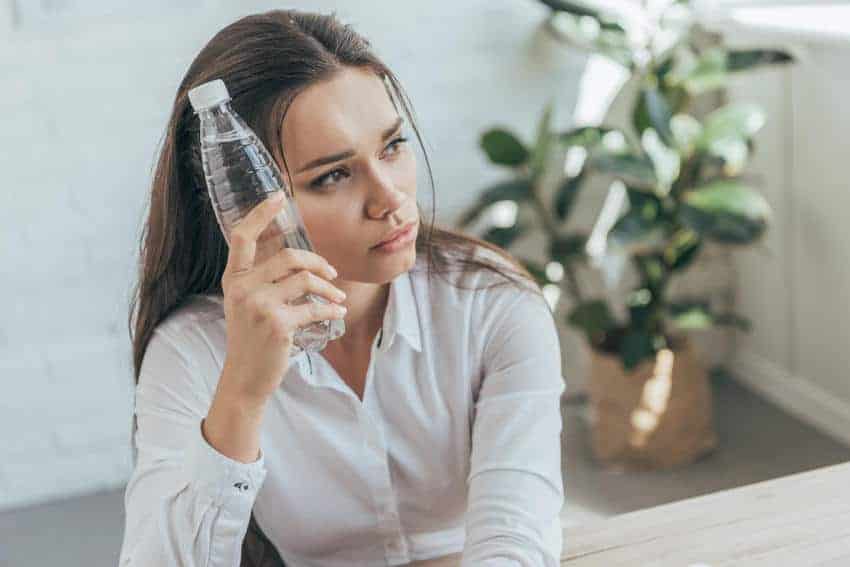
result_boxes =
[348,249,416,283]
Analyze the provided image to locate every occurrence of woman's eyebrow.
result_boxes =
[295,116,405,174]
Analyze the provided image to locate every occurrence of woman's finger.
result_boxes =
[281,297,348,331]
[224,193,286,275]
[253,247,338,286]
[260,270,346,306]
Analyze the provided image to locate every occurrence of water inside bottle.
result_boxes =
[195,96,346,355]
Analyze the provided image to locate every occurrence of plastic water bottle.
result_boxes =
[188,79,345,356]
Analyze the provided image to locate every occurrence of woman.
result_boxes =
[120,8,565,567]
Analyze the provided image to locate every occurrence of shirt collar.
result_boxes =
[291,268,422,379]
[377,268,422,354]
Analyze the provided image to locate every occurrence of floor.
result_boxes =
[2,373,849,566]
[559,372,850,527]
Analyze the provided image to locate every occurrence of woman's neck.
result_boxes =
[328,279,390,354]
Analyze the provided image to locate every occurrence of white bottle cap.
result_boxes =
[188,79,231,112]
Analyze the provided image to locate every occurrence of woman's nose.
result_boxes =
[365,165,406,219]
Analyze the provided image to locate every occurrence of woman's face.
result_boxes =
[280,66,419,284]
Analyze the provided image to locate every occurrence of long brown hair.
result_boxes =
[129,9,538,384]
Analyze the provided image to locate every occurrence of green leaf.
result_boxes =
[671,47,728,95]
[670,114,703,156]
[632,90,652,140]
[667,302,752,333]
[538,0,627,32]
[727,49,793,71]
[537,0,602,19]
[683,181,770,220]
[589,151,658,189]
[706,136,749,176]
[633,254,666,293]
[595,29,634,66]
[553,172,584,221]
[559,125,613,147]
[568,300,616,336]
[481,222,529,249]
[457,178,533,228]
[628,307,653,335]
[680,209,767,244]
[663,228,702,271]
[637,86,675,147]
[714,312,752,331]
[619,331,656,371]
[626,288,655,331]
[656,54,676,80]
[609,204,665,249]
[668,301,714,330]
[546,12,633,67]
[688,48,727,94]
[662,84,688,116]
[480,129,530,166]
[650,22,687,67]
[698,103,766,148]
[549,233,587,264]
[627,186,662,208]
[641,128,680,195]
[680,181,771,244]
[599,21,626,33]
[530,101,556,180]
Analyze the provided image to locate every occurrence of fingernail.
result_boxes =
[329,266,339,278]
[270,193,285,203]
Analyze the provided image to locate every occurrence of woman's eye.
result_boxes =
[310,168,349,189]
[384,136,408,156]
[308,137,407,190]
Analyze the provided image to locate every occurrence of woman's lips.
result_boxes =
[371,222,417,253]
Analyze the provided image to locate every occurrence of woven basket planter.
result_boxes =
[586,337,718,471]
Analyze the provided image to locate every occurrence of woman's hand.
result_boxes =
[218,193,348,409]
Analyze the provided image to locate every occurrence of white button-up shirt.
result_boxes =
[119,251,566,566]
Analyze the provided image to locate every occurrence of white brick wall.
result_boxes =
[0,0,588,510]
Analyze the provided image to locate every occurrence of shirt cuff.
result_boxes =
[185,418,268,515]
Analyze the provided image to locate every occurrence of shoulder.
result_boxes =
[410,245,549,343]
[157,293,225,332]
[455,245,545,318]
[458,246,554,340]
[141,293,227,392]
[411,244,540,305]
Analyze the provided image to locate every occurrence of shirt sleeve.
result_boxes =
[118,324,268,567]
[461,286,566,567]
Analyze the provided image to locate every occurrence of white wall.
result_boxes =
[0,0,588,511]
[710,12,850,446]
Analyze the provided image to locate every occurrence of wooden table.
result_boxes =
[561,461,850,566]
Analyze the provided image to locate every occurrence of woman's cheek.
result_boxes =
[397,153,417,196]
[304,202,356,251]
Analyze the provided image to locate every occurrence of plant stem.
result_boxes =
[563,263,584,302]
[528,175,584,302]
[529,176,560,236]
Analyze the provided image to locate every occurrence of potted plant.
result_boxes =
[458,0,793,470]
